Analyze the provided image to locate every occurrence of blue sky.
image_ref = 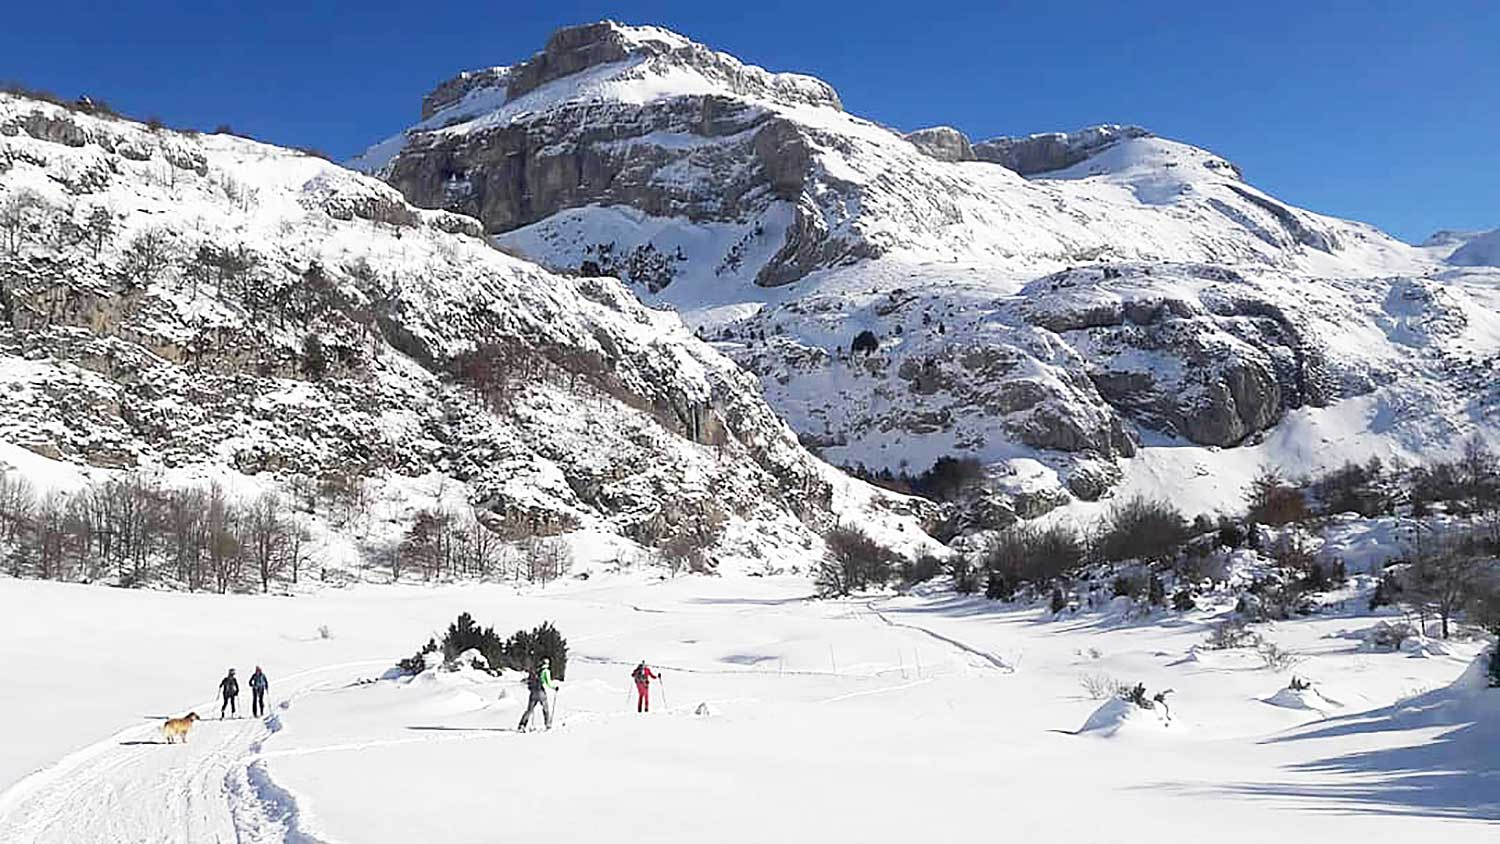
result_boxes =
[4,0,1495,242]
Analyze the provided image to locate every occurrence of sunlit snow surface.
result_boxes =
[0,573,1494,842]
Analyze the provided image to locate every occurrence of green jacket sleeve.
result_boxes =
[540,666,554,689]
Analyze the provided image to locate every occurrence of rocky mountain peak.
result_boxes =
[413,21,841,129]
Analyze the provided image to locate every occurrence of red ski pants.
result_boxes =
[636,682,650,712]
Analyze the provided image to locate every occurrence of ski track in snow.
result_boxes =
[862,599,1017,673]
[0,660,388,844]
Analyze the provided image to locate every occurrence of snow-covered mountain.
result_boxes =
[0,91,935,572]
[354,21,1500,521]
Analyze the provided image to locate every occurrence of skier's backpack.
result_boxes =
[527,671,542,693]
[632,664,647,683]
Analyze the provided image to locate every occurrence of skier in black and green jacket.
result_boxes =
[518,658,556,731]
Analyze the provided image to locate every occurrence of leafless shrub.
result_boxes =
[816,525,897,597]
[985,522,1085,586]
[1256,640,1305,672]
[1097,496,1188,563]
[1,188,46,255]
[1079,672,1126,700]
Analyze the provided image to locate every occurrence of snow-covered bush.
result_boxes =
[441,612,505,668]
[397,616,569,678]
[1205,618,1258,650]
[397,638,439,675]
[317,624,332,640]
[1172,588,1197,612]
[1488,649,1499,689]
[1119,683,1173,716]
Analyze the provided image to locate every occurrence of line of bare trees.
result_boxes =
[0,472,309,592]
[381,508,572,585]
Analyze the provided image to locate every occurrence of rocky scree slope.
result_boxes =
[356,21,1499,522]
[0,92,933,570]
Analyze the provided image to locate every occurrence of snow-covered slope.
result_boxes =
[1447,228,1500,267]
[356,21,1500,518]
[0,91,936,573]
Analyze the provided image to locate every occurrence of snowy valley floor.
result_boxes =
[0,574,1494,842]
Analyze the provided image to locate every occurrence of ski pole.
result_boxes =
[658,676,668,711]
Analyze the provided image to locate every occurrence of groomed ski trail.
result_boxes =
[0,660,386,844]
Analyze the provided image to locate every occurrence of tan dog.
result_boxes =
[162,712,200,744]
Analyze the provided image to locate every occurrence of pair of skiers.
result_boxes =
[514,658,663,730]
[218,667,270,719]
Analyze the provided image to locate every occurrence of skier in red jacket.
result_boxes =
[632,661,659,712]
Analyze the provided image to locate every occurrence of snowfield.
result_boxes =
[1,573,1493,842]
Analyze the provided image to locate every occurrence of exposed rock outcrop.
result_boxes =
[973,124,1153,175]
[904,126,974,162]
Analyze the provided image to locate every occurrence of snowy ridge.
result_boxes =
[1448,228,1500,267]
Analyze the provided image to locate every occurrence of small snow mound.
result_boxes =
[1263,686,1340,712]
[693,702,720,718]
[1399,636,1451,658]
[1078,697,1171,737]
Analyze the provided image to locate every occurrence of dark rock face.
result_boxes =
[973,124,1152,176]
[384,96,770,231]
